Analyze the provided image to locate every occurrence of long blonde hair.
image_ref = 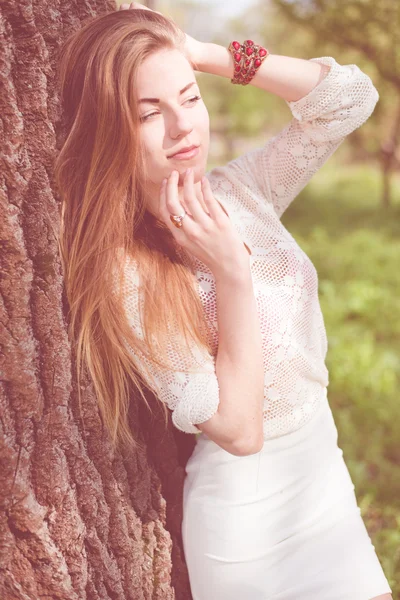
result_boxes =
[54,9,214,452]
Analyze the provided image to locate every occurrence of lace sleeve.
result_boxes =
[121,257,220,434]
[226,56,379,219]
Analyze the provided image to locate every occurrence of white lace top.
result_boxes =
[121,56,379,440]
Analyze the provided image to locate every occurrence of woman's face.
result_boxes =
[136,48,210,217]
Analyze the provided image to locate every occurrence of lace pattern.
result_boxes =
[121,56,379,438]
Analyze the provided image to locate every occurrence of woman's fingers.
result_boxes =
[159,178,180,236]
[129,2,148,9]
[119,2,162,13]
[159,172,193,240]
[155,169,247,272]
[183,169,210,225]
[165,170,183,218]
[200,175,224,221]
[157,169,228,246]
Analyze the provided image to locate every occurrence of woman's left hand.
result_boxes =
[118,2,203,70]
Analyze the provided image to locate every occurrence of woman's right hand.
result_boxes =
[158,168,251,279]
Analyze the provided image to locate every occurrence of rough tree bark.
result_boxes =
[0,1,195,598]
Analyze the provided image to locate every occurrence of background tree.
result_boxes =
[269,0,400,207]
[0,1,195,598]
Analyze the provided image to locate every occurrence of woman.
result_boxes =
[55,2,393,598]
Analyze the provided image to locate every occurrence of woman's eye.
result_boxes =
[140,95,202,122]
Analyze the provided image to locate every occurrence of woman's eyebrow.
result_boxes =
[139,81,197,104]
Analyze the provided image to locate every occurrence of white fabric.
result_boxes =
[182,396,393,599]
[121,55,379,439]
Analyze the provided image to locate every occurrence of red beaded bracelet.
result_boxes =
[228,39,269,85]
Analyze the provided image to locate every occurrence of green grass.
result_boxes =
[282,163,400,597]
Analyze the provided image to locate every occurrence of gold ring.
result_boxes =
[170,210,187,229]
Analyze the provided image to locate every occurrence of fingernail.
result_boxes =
[186,168,192,176]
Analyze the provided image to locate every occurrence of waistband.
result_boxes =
[195,389,334,459]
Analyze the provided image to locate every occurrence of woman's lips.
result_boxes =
[169,146,200,160]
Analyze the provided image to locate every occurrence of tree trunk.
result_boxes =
[0,1,195,598]
[379,96,400,209]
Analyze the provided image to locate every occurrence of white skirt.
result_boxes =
[182,392,392,600]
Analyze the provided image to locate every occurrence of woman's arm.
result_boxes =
[194,44,330,103]
[196,265,265,456]
[120,257,265,457]
[196,45,379,219]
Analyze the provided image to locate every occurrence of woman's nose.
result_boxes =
[169,114,194,138]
